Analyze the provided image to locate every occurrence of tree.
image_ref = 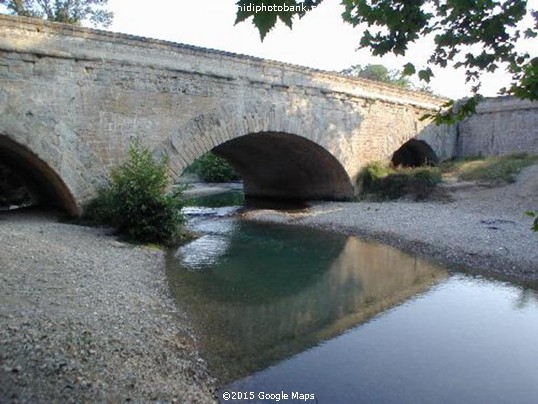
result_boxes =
[341,63,412,88]
[186,152,240,183]
[0,0,113,28]
[83,140,186,246]
[235,0,538,123]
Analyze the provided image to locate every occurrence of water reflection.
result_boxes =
[185,190,244,208]
[513,288,538,310]
[228,275,538,403]
[167,219,447,383]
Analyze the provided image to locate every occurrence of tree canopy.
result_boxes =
[341,63,412,88]
[235,0,538,123]
[0,0,113,28]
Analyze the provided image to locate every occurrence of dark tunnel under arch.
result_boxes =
[0,135,79,215]
[391,139,438,168]
[211,132,354,201]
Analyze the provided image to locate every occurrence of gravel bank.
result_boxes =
[243,166,538,286]
[0,211,216,403]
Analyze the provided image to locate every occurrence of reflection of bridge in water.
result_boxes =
[168,221,448,383]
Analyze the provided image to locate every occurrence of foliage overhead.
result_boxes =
[235,0,538,123]
[0,0,113,27]
[340,63,434,92]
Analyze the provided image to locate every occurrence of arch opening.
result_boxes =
[0,135,79,215]
[391,139,438,168]
[210,132,354,201]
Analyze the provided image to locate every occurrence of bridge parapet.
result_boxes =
[0,14,445,109]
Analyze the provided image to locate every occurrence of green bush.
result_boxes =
[83,141,185,246]
[357,161,441,201]
[187,152,239,183]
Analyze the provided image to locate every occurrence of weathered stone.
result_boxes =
[1,15,535,215]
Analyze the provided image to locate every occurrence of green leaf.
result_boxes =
[418,68,434,83]
[235,0,312,40]
[235,0,535,108]
[253,10,278,40]
[402,63,416,76]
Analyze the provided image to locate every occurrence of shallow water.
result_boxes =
[185,190,244,208]
[167,195,538,403]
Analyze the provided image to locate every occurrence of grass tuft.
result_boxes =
[440,153,538,185]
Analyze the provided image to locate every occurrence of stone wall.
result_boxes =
[457,97,538,157]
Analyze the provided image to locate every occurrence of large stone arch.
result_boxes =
[214,132,353,200]
[155,106,355,201]
[0,102,108,216]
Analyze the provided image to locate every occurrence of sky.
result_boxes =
[105,0,537,99]
[3,1,537,99]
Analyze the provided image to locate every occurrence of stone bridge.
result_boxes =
[1,15,451,215]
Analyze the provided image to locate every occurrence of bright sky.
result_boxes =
[106,0,537,99]
[3,1,537,99]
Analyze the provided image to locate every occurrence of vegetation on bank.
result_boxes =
[357,162,441,201]
[83,141,186,246]
[357,153,537,202]
[439,153,538,185]
[184,152,240,183]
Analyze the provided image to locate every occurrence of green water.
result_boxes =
[185,190,244,208]
[167,214,447,384]
[167,193,538,403]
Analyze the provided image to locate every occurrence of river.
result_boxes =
[167,191,538,403]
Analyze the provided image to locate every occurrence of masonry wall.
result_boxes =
[457,97,538,157]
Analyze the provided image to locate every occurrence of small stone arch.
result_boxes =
[0,135,79,215]
[391,139,438,167]
[0,102,110,216]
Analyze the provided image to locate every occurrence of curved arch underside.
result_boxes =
[392,139,438,168]
[0,135,78,215]
[212,132,354,201]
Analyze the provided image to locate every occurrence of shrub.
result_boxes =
[187,152,239,183]
[357,161,441,201]
[83,141,185,246]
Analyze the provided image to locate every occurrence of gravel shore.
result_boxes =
[0,211,216,403]
[243,165,538,286]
